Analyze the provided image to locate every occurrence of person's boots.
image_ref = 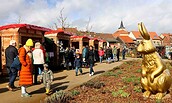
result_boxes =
[45,88,50,95]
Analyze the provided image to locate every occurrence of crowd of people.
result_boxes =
[5,38,127,98]
[63,45,127,77]
[5,39,53,97]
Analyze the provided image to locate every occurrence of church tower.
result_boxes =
[118,21,126,31]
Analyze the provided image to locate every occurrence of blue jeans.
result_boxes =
[106,57,111,63]
[75,67,82,75]
[122,54,125,59]
[89,64,94,74]
[99,56,103,63]
[113,54,116,60]
[7,67,17,87]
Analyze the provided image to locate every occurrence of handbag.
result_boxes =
[11,56,21,70]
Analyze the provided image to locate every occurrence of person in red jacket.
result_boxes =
[98,47,104,63]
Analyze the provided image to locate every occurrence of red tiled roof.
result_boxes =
[149,32,160,40]
[131,31,142,38]
[161,33,172,39]
[112,30,129,37]
[64,28,78,33]
[131,31,160,40]
[61,28,78,35]
[94,33,113,39]
[160,33,172,46]
[71,35,90,39]
[118,36,134,43]
[0,24,51,31]
[99,39,106,42]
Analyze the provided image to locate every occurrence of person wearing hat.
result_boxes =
[18,38,33,97]
[32,42,44,85]
[5,40,18,91]
[40,63,53,95]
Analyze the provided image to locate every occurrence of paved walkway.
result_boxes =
[0,58,139,103]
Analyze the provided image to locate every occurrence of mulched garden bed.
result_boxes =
[69,60,172,103]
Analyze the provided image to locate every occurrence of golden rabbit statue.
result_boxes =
[137,22,172,99]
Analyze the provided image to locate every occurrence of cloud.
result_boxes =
[1,0,172,34]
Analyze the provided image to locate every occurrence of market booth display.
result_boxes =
[89,37,100,49]
[70,35,90,54]
[99,39,106,49]
[45,29,71,68]
[0,24,51,75]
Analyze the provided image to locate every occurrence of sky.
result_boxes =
[0,0,172,35]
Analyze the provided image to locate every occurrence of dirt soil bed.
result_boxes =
[69,60,172,103]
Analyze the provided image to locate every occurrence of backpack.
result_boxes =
[11,56,21,70]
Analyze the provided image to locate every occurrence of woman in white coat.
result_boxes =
[32,42,44,85]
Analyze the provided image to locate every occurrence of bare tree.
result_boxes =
[57,7,70,29]
[15,15,22,24]
[85,17,93,32]
[54,23,58,29]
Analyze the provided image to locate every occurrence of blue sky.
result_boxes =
[0,0,172,34]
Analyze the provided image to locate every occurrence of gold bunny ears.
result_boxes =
[138,22,150,40]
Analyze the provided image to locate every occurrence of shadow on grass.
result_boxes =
[30,81,69,95]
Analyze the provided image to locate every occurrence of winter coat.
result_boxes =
[88,50,94,64]
[105,48,112,58]
[5,45,18,68]
[122,48,126,55]
[112,47,117,55]
[82,47,89,59]
[40,70,53,84]
[98,50,104,56]
[18,47,33,86]
[64,50,69,59]
[74,58,82,68]
[117,48,120,56]
[32,48,45,65]
[82,48,87,58]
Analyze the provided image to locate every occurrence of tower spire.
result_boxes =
[118,21,125,30]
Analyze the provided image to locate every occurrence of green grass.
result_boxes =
[103,70,123,77]
[112,89,130,98]
[82,80,105,89]
[136,68,142,73]
[122,76,140,84]
[71,90,80,96]
[133,86,142,93]
[103,71,118,77]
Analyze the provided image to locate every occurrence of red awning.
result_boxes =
[90,37,99,41]
[99,39,106,42]
[45,29,64,35]
[45,29,73,36]
[0,24,51,31]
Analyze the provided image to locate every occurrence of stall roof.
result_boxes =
[99,39,106,42]
[0,24,51,31]
[90,37,100,41]
[45,29,64,34]
[45,28,73,36]
[71,35,90,39]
